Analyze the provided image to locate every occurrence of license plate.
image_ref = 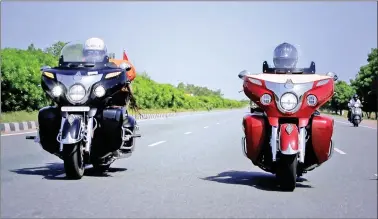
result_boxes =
[61,106,90,112]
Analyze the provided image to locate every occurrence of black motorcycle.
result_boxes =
[26,41,141,179]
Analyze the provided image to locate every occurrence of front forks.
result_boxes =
[56,115,97,153]
[270,126,306,163]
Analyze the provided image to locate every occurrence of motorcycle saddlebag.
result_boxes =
[99,107,126,151]
[38,106,61,154]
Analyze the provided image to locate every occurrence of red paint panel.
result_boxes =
[243,114,266,163]
[279,123,299,152]
[311,115,334,164]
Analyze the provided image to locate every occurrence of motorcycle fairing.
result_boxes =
[243,73,334,127]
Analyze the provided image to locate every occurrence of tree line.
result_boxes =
[2,42,375,118]
[0,42,248,113]
[321,48,377,119]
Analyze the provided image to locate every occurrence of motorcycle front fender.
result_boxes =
[279,123,299,155]
[60,116,83,144]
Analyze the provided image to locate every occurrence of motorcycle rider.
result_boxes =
[82,37,108,62]
[83,37,136,108]
[347,94,362,121]
[83,37,138,153]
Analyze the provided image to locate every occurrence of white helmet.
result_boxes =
[83,37,107,62]
[84,37,106,51]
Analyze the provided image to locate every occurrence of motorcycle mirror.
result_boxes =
[40,65,51,72]
[326,72,338,81]
[120,62,132,71]
[238,70,250,79]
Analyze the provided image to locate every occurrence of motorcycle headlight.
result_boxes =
[68,84,86,102]
[260,94,272,105]
[52,85,63,97]
[306,94,317,106]
[94,85,106,97]
[280,93,298,111]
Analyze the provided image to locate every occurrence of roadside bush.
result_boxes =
[1,46,247,112]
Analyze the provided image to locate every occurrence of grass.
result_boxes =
[0,106,246,123]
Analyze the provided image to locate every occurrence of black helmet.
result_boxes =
[273,42,298,68]
[353,94,358,99]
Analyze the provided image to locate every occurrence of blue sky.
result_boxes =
[1,1,377,100]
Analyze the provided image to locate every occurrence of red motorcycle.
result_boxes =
[238,60,338,191]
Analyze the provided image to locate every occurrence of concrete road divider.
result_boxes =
[0,112,178,134]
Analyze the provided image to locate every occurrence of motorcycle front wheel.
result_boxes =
[276,154,298,191]
[63,142,85,179]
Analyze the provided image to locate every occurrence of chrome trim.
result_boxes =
[285,124,293,134]
[35,129,41,145]
[120,127,135,150]
[328,139,334,159]
[265,80,314,114]
[67,83,86,104]
[316,79,330,87]
[60,132,82,145]
[270,126,278,161]
[56,74,103,104]
[85,117,94,152]
[280,142,299,155]
[299,127,306,163]
[248,78,262,86]
[304,164,318,171]
[58,117,66,152]
[241,136,248,157]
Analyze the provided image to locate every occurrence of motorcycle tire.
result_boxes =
[276,154,298,191]
[63,142,85,179]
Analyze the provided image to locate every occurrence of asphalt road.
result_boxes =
[1,109,377,218]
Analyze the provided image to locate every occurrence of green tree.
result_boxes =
[330,80,355,115]
[44,41,67,58]
[1,42,248,113]
[1,46,58,112]
[350,48,377,119]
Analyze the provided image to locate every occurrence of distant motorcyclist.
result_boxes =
[347,94,362,121]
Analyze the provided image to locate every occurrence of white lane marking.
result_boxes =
[148,141,166,147]
[334,120,376,130]
[184,132,192,135]
[334,148,346,155]
[1,131,37,137]
[203,126,209,129]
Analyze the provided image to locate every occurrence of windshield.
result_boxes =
[60,41,107,64]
